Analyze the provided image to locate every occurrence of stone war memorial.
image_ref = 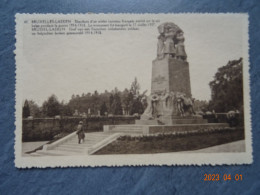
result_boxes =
[104,22,228,134]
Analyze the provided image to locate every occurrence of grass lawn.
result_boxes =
[95,128,244,154]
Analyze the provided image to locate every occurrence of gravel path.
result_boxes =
[186,140,245,153]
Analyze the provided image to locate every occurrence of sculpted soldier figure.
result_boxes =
[151,94,160,117]
[157,34,165,60]
[157,22,184,59]
[160,89,170,110]
[176,32,187,61]
[142,94,160,119]
[164,36,176,58]
[163,25,176,58]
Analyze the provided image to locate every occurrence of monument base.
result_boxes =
[136,115,207,125]
[103,123,229,135]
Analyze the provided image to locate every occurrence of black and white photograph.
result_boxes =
[15,14,252,167]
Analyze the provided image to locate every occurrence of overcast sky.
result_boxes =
[19,14,247,105]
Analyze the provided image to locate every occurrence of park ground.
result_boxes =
[21,127,245,156]
[95,128,245,154]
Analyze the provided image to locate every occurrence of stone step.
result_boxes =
[72,134,109,138]
[111,130,143,134]
[112,129,143,133]
[56,146,85,153]
[70,138,106,143]
[112,125,143,128]
[35,132,116,156]
[113,126,143,130]
[57,146,87,152]
[72,135,107,138]
[61,144,93,148]
[113,127,143,131]
[88,132,109,135]
[65,143,100,148]
[71,135,107,139]
[112,129,143,132]
[64,141,98,146]
[90,134,112,137]
[60,144,89,149]
[112,128,143,131]
[36,150,80,156]
[58,144,86,149]
[85,134,110,137]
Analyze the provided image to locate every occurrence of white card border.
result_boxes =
[14,13,253,168]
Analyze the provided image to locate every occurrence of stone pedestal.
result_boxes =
[138,56,194,124]
[151,57,191,97]
[140,56,194,122]
[136,115,207,125]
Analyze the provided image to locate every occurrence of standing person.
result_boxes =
[76,121,85,144]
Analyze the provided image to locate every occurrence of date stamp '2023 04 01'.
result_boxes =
[204,174,243,181]
[15,14,252,168]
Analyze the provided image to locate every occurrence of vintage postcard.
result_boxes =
[15,13,252,168]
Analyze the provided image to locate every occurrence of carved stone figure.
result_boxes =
[175,92,184,116]
[141,93,160,119]
[157,34,165,59]
[151,94,160,117]
[176,92,195,116]
[141,95,153,120]
[169,91,178,113]
[164,36,176,58]
[160,90,170,110]
[156,22,184,59]
[157,22,182,36]
[176,32,187,61]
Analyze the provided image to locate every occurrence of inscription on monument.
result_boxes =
[153,75,166,84]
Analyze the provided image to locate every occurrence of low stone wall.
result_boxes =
[22,116,138,142]
[203,113,244,126]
